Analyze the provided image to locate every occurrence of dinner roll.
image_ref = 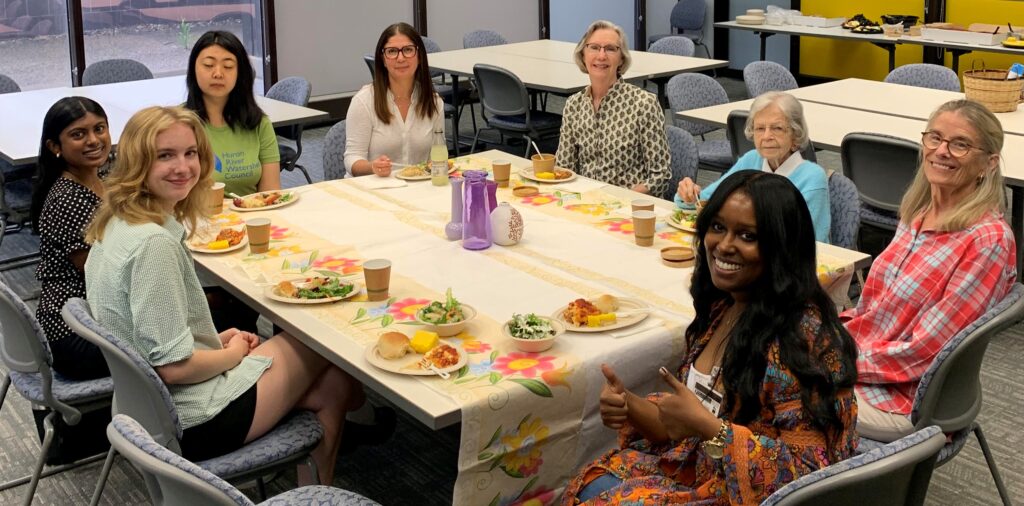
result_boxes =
[593,294,620,314]
[377,331,412,360]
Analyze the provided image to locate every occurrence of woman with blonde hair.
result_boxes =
[555,20,670,196]
[841,99,1016,442]
[85,106,362,485]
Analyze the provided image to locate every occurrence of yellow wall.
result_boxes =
[798,0,923,80]
[945,0,1024,77]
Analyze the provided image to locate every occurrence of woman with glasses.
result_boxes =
[841,99,1015,442]
[344,22,444,178]
[185,30,280,197]
[676,91,831,243]
[555,20,670,197]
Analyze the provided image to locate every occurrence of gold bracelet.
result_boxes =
[700,420,730,460]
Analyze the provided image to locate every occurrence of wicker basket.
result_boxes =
[963,69,1024,113]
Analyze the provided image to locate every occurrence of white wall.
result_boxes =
[426,0,539,51]
[275,0,413,99]
[550,0,634,45]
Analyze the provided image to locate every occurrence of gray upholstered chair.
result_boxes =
[646,37,696,108]
[362,54,375,80]
[857,283,1024,506]
[762,426,945,506]
[423,35,478,136]
[667,73,732,173]
[0,280,113,504]
[107,414,381,506]
[470,64,562,157]
[726,109,816,163]
[839,132,920,234]
[664,125,699,201]
[885,64,961,92]
[61,298,324,506]
[647,0,710,58]
[827,171,860,250]
[266,76,313,184]
[743,61,798,98]
[0,73,21,94]
[81,59,153,86]
[463,29,507,49]
[322,120,347,181]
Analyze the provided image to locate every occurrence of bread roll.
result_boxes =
[593,294,619,313]
[377,332,411,360]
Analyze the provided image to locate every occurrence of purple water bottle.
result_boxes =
[462,170,492,250]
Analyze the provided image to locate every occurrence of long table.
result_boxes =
[716,21,1024,73]
[0,76,328,166]
[194,148,868,503]
[676,101,1024,273]
[428,39,729,153]
[786,78,1024,137]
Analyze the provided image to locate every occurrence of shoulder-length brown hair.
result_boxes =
[87,106,214,243]
[899,99,1005,231]
[372,22,439,124]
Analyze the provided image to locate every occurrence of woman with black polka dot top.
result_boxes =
[29,97,112,380]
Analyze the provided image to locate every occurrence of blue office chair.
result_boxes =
[266,77,313,184]
[81,59,153,86]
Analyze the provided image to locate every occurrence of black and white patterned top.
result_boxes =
[556,80,671,197]
[35,177,101,342]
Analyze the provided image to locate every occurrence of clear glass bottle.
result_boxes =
[430,129,449,186]
[462,170,492,250]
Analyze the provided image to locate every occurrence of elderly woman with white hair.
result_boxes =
[676,91,831,242]
[555,20,671,197]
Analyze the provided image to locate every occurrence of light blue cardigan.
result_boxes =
[674,150,831,243]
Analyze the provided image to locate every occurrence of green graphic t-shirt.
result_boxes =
[205,116,280,196]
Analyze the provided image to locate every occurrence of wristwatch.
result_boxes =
[701,420,730,459]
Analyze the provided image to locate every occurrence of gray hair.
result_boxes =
[744,92,810,149]
[573,20,632,77]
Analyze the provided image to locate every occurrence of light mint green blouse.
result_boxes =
[85,216,271,429]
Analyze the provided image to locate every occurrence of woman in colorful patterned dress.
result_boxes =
[563,171,859,505]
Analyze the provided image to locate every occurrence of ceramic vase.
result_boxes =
[445,177,464,240]
[490,202,523,246]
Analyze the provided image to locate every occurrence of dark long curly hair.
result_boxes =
[185,30,263,130]
[30,96,108,231]
[687,170,858,457]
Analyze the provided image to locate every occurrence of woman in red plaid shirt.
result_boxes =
[841,99,1016,442]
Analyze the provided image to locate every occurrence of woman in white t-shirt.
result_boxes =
[344,22,445,178]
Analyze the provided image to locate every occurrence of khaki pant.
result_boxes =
[855,390,915,442]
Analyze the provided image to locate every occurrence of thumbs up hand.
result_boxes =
[599,364,629,429]
[656,366,721,441]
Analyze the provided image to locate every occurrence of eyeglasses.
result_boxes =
[920,131,983,158]
[584,43,621,54]
[382,45,417,59]
[752,124,790,137]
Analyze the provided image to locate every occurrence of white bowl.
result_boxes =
[503,317,565,353]
[415,304,476,337]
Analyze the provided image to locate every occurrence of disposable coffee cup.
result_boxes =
[363,259,392,301]
[492,160,512,188]
[631,199,654,213]
[208,182,225,215]
[245,218,271,254]
[531,153,555,173]
[632,210,656,247]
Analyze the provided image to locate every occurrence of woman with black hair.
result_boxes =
[563,171,858,505]
[185,30,280,196]
[343,22,444,178]
[29,96,111,380]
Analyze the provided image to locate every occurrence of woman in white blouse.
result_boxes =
[344,22,445,177]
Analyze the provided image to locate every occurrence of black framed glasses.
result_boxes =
[382,45,417,59]
[584,43,621,54]
[920,131,983,158]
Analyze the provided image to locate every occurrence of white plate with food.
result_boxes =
[518,167,577,183]
[264,277,362,304]
[186,226,248,254]
[364,332,468,376]
[394,162,457,181]
[665,209,698,233]
[229,190,299,211]
[552,295,650,333]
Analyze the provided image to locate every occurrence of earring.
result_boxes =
[55,152,61,158]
